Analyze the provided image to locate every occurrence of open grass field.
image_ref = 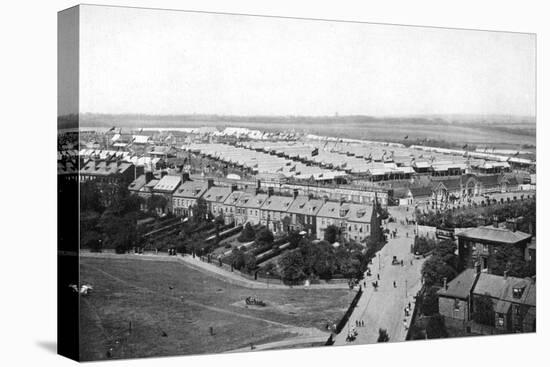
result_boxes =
[79,257,355,361]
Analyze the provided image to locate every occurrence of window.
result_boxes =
[454,299,460,311]
[512,287,524,299]
[497,313,505,327]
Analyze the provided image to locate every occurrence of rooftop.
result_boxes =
[203,186,233,203]
[456,225,531,244]
[173,180,209,198]
[437,268,478,299]
[153,175,181,193]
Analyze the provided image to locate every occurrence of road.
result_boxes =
[334,205,425,345]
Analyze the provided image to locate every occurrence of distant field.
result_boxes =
[79,257,354,361]
[80,115,535,149]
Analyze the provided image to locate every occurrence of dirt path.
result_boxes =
[81,262,325,340]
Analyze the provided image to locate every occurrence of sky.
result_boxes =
[74,5,536,117]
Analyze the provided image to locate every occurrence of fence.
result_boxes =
[325,288,363,345]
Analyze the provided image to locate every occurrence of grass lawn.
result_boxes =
[79,257,355,360]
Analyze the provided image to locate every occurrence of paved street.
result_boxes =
[334,206,425,345]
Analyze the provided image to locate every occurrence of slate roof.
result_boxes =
[456,225,531,244]
[287,196,324,216]
[236,192,269,209]
[346,203,373,223]
[203,186,233,203]
[261,195,295,212]
[317,201,372,223]
[437,268,479,300]
[81,160,133,176]
[173,180,209,199]
[473,273,535,307]
[153,175,181,193]
[224,191,244,206]
[128,174,147,192]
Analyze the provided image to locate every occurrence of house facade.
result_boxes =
[456,225,532,273]
[287,195,323,236]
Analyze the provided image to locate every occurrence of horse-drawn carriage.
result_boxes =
[245,296,266,307]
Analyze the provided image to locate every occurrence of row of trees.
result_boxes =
[278,240,367,282]
[415,198,536,235]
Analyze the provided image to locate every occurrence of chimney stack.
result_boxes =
[443,277,448,290]
[145,171,153,183]
[256,179,261,190]
[293,188,299,199]
[503,270,509,280]
[268,187,274,197]
[231,184,238,192]
[207,178,214,189]
[182,172,190,182]
[161,170,167,178]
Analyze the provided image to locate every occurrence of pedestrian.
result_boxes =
[362,320,365,327]
[393,281,396,288]
[377,274,380,280]
[408,302,411,309]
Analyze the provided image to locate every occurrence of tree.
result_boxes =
[422,256,457,287]
[255,227,274,245]
[324,224,341,244]
[413,236,436,255]
[80,181,104,212]
[242,253,257,273]
[377,328,389,342]
[472,295,495,326]
[147,194,168,214]
[421,286,440,316]
[279,250,307,282]
[82,230,103,252]
[238,223,256,243]
[300,240,336,279]
[191,197,209,223]
[489,243,532,278]
[426,314,448,339]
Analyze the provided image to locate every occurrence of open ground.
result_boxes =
[79,257,356,360]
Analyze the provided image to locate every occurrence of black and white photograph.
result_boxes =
[50,1,543,364]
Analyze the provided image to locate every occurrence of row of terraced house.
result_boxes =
[128,172,380,243]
